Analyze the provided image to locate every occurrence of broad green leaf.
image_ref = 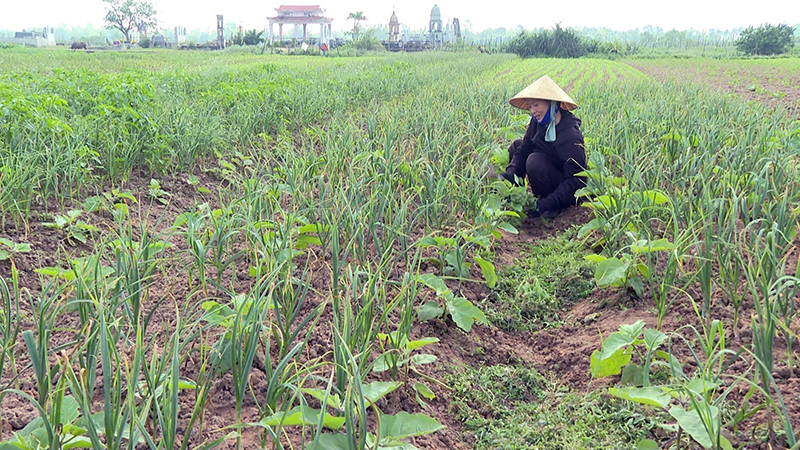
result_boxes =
[643,328,667,352]
[362,381,402,404]
[609,386,670,409]
[594,257,628,288]
[497,222,518,234]
[584,254,606,263]
[445,252,469,278]
[410,354,436,365]
[0,250,8,260]
[417,301,443,321]
[200,301,235,325]
[371,353,395,373]
[378,412,443,441]
[295,234,322,250]
[618,320,646,340]
[407,337,439,351]
[578,217,605,239]
[296,223,330,234]
[415,236,438,248]
[621,363,643,386]
[0,237,11,247]
[306,433,350,450]
[83,196,106,212]
[416,274,453,299]
[474,256,497,288]
[114,190,137,202]
[637,439,659,450]
[260,406,344,430]
[684,377,721,397]
[447,297,487,332]
[590,348,631,378]
[597,322,643,361]
[631,238,674,254]
[413,383,435,400]
[636,263,650,279]
[301,389,343,411]
[629,275,644,297]
[12,242,29,253]
[62,436,93,449]
[668,405,731,450]
[594,195,617,209]
[172,212,192,230]
[20,396,80,438]
[641,190,670,205]
[113,203,129,217]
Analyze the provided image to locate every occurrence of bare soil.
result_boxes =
[627,60,800,119]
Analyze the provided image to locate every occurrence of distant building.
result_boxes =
[388,9,400,43]
[0,27,56,47]
[429,5,442,45]
[268,5,333,46]
[166,26,188,47]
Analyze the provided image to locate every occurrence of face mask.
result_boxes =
[534,101,560,142]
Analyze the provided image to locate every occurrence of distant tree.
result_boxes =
[736,23,795,55]
[102,0,158,42]
[243,29,264,46]
[347,11,367,39]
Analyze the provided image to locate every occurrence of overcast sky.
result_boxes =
[2,0,799,34]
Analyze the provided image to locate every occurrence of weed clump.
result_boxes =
[485,227,594,331]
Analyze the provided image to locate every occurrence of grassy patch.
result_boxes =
[447,363,662,450]
[485,226,595,331]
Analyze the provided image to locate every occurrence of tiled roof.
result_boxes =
[276,5,321,11]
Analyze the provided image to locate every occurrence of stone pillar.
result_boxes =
[279,24,283,45]
[320,23,324,43]
[302,24,307,42]
[269,22,273,45]
[294,24,298,41]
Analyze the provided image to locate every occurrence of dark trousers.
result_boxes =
[508,139,561,200]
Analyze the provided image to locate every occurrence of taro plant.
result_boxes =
[82,188,137,216]
[186,173,211,194]
[147,178,171,205]
[305,328,444,450]
[42,209,99,245]
[372,332,440,406]
[583,232,676,299]
[0,238,31,262]
[590,319,751,450]
[417,228,499,289]
[416,272,488,333]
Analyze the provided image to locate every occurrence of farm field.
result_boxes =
[628,58,800,119]
[0,48,799,449]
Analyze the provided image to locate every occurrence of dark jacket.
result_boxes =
[506,110,585,211]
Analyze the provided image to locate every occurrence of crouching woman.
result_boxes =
[500,75,586,220]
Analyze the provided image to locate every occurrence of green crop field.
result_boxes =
[0,47,799,450]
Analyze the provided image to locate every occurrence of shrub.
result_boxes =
[735,23,795,55]
[344,29,385,52]
[504,24,587,58]
[138,37,150,48]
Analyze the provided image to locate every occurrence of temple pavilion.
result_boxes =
[267,5,333,46]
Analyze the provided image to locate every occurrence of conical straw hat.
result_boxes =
[509,75,578,111]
